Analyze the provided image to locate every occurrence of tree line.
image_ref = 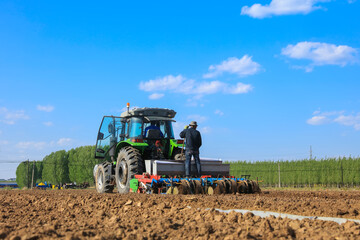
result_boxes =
[17,146,360,189]
[229,157,360,187]
[16,146,102,188]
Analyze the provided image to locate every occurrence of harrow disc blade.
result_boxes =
[250,180,261,193]
[247,180,253,193]
[178,180,191,195]
[194,180,204,194]
[237,181,247,193]
[166,186,179,195]
[244,181,250,193]
[207,186,214,195]
[223,179,231,194]
[229,179,237,194]
[247,180,258,193]
[214,180,225,194]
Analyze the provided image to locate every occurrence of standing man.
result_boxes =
[180,121,202,177]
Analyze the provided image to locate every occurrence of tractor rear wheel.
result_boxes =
[95,162,114,193]
[115,146,144,194]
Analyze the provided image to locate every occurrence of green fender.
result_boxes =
[169,139,184,158]
[114,140,148,164]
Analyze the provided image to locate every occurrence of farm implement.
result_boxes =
[93,104,260,195]
[131,175,260,195]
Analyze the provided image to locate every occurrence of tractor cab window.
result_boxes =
[166,121,175,139]
[143,121,163,138]
[143,120,174,139]
[95,116,122,158]
[129,117,143,138]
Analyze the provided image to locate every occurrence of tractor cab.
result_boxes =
[95,107,183,161]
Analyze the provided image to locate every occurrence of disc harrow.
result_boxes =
[130,174,261,195]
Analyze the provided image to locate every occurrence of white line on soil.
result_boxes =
[187,206,360,225]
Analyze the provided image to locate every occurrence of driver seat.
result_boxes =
[146,129,162,139]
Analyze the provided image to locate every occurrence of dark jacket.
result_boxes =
[180,128,202,151]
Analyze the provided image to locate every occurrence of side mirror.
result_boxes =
[97,132,104,140]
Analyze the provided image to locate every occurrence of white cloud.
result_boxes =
[37,105,54,112]
[282,41,358,71]
[139,57,257,100]
[139,75,187,92]
[215,110,224,116]
[334,114,360,130]
[149,93,164,100]
[194,81,225,94]
[0,107,30,125]
[190,80,253,96]
[307,115,328,125]
[224,82,253,94]
[307,110,360,130]
[185,98,200,107]
[43,121,53,127]
[0,140,9,145]
[57,138,73,146]
[139,75,252,97]
[15,138,75,152]
[17,141,47,150]
[200,126,211,134]
[241,0,327,19]
[203,55,261,78]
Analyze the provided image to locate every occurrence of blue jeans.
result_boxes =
[185,150,201,177]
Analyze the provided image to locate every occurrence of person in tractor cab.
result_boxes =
[144,122,163,138]
[180,121,202,177]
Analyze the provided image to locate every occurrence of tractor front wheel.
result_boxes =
[95,162,114,193]
[115,146,144,194]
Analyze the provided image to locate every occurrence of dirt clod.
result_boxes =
[1,189,360,239]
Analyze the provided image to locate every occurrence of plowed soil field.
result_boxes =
[1,189,360,239]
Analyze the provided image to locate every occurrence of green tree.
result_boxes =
[54,150,69,184]
[34,161,43,184]
[42,150,69,185]
[16,161,31,188]
[68,145,102,184]
[42,152,57,184]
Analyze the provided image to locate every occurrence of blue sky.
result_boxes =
[0,0,359,179]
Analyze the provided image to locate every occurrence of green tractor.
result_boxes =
[94,105,184,194]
